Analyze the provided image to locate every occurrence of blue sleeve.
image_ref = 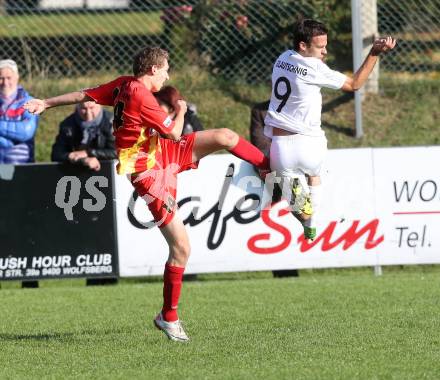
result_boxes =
[0,110,39,142]
[0,136,14,148]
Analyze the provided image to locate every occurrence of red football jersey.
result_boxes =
[85,76,175,174]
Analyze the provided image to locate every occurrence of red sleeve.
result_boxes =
[84,76,133,106]
[139,90,175,135]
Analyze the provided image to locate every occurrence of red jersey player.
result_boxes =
[24,46,270,342]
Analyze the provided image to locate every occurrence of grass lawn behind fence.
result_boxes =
[0,11,163,37]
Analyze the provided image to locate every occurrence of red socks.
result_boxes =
[229,136,270,170]
[162,263,185,322]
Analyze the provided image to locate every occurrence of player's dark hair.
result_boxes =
[132,47,169,76]
[154,86,183,111]
[293,19,328,51]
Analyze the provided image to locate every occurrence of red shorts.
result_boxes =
[130,133,198,227]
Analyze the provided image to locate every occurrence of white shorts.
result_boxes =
[270,134,327,180]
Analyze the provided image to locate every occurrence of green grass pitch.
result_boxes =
[1,268,440,379]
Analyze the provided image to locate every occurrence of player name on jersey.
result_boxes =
[275,60,308,76]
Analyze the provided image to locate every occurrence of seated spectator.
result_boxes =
[0,59,39,164]
[249,100,271,156]
[250,99,282,203]
[250,99,298,278]
[51,101,116,171]
[154,85,204,135]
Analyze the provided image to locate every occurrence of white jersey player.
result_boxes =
[264,19,396,240]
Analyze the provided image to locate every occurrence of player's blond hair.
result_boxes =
[132,47,169,77]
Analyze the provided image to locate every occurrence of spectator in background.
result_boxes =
[0,59,38,164]
[250,100,270,156]
[250,100,298,279]
[154,85,204,135]
[51,101,116,171]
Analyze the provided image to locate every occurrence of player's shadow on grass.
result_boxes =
[322,92,355,137]
[0,328,127,342]
[322,92,353,113]
[0,332,75,342]
[322,120,355,137]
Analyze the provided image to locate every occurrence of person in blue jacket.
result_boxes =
[0,59,39,164]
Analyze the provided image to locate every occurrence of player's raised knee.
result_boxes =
[214,128,238,149]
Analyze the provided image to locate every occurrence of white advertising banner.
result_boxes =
[372,146,440,265]
[114,146,430,277]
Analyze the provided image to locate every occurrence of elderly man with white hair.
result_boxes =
[0,59,39,164]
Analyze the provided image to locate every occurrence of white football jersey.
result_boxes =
[264,50,347,137]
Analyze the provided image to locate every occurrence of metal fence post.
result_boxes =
[361,0,379,94]
[374,265,383,276]
[362,0,379,94]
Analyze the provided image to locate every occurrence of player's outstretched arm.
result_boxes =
[342,36,397,92]
[24,91,93,115]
